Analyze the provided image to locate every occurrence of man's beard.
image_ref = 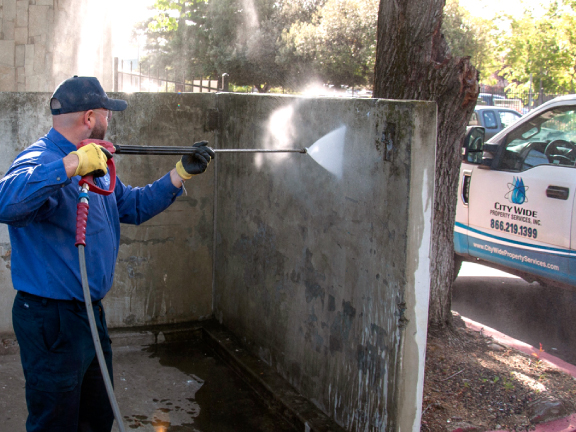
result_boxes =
[89,122,107,140]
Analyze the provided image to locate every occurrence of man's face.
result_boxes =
[89,109,111,140]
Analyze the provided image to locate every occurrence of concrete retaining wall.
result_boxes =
[0,92,216,331]
[0,92,436,431]
[213,94,436,430]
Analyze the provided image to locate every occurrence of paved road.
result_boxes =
[452,262,576,366]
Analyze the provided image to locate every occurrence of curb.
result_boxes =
[462,317,576,432]
[462,317,576,379]
[532,415,576,432]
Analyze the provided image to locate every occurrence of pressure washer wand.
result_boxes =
[114,144,307,155]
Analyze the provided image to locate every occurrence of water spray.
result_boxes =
[113,124,346,178]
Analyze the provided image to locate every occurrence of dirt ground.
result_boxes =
[421,314,576,431]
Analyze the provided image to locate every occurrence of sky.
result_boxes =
[458,0,549,19]
[111,0,157,59]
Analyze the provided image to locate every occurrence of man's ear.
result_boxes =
[83,110,95,128]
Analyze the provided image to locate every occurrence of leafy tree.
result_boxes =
[281,0,378,88]
[138,0,324,91]
[138,0,376,91]
[131,0,209,80]
[202,0,286,91]
[442,0,497,81]
[498,0,576,93]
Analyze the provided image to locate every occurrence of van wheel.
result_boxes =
[453,255,464,281]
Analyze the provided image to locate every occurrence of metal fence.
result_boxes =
[113,58,224,93]
[478,88,567,114]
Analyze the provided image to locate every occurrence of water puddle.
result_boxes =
[112,339,295,431]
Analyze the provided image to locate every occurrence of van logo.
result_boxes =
[505,176,528,205]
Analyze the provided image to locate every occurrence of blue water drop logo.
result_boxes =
[505,176,529,204]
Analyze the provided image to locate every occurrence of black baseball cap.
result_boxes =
[50,76,128,115]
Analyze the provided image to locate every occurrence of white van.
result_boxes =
[455,95,576,289]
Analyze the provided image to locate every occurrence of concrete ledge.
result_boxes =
[109,321,205,348]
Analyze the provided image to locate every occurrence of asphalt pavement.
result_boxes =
[452,262,576,369]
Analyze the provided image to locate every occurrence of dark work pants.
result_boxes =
[12,291,115,432]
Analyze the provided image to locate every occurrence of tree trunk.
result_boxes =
[255,83,271,93]
[373,0,479,328]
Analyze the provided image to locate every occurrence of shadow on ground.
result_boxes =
[453,265,576,366]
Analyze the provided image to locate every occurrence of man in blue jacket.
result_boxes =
[0,76,214,431]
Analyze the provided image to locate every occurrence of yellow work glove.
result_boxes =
[175,141,215,180]
[70,143,112,177]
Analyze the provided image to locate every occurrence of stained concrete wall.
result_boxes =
[0,92,435,431]
[0,92,216,331]
[213,94,436,431]
[0,0,113,92]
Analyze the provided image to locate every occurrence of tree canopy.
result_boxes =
[137,0,377,91]
[442,0,497,82]
[497,0,576,93]
[441,0,576,94]
[134,0,576,95]
[280,0,378,88]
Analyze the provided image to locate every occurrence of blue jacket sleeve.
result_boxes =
[0,151,71,227]
[114,173,183,225]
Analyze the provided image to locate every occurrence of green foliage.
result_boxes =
[442,0,498,82]
[280,0,378,87]
[440,0,576,93]
[497,0,576,93]
[137,0,377,91]
[134,0,211,75]
[130,0,576,94]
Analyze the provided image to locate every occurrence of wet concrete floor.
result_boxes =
[0,337,298,431]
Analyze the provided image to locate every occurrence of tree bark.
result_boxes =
[373,0,479,328]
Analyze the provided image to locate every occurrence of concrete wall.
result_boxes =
[0,92,53,331]
[213,94,436,431]
[0,92,216,331]
[0,92,436,431]
[0,0,113,92]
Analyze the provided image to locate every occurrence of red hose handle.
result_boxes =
[75,202,89,247]
[77,139,117,196]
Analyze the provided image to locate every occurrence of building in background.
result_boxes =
[0,0,113,92]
